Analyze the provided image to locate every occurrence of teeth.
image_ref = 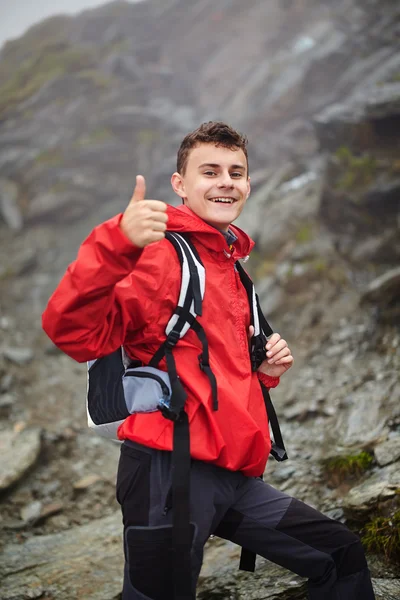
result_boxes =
[211,198,234,204]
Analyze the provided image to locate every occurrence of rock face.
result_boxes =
[0,428,42,492]
[1,512,123,600]
[0,0,399,598]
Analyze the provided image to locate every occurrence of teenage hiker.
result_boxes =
[42,122,375,600]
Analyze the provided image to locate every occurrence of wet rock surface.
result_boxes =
[0,427,42,492]
[0,0,399,597]
[1,513,123,600]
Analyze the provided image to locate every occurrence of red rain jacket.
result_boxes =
[42,205,277,477]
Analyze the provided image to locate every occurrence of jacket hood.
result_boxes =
[166,204,254,259]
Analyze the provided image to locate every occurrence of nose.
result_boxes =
[217,172,234,188]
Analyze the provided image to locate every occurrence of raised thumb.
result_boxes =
[130,175,146,203]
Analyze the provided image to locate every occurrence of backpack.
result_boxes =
[86,231,287,598]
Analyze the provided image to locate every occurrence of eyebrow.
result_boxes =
[198,163,246,170]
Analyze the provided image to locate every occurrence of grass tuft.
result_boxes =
[323,451,374,482]
[362,510,400,563]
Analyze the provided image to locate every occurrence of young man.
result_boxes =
[42,122,375,600]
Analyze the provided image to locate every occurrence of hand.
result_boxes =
[120,175,168,248]
[249,327,294,378]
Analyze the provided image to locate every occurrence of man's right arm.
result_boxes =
[42,176,169,362]
[42,214,145,362]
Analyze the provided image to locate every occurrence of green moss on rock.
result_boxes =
[295,223,315,244]
[34,149,63,167]
[76,127,113,147]
[334,146,378,193]
[323,451,374,482]
[0,42,97,116]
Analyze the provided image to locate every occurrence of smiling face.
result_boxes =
[171,143,250,232]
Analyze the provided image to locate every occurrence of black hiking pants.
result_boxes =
[116,441,375,600]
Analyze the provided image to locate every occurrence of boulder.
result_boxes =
[0,512,123,600]
[0,428,41,492]
[0,178,22,231]
[374,436,400,467]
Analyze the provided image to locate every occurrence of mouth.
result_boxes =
[208,197,236,204]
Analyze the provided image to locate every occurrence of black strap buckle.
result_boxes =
[251,335,268,371]
[198,353,208,372]
[165,329,180,348]
[158,398,183,422]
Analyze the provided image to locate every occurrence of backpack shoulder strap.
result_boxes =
[235,258,288,462]
[235,260,272,369]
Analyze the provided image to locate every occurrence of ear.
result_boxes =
[171,172,186,201]
[246,176,251,199]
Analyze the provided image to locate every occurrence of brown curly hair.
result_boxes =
[177,121,249,175]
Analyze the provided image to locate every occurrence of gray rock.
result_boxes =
[198,549,307,599]
[333,377,398,446]
[0,178,22,231]
[372,578,400,600]
[0,393,14,409]
[0,428,41,492]
[0,372,13,392]
[256,276,285,317]
[343,463,400,515]
[344,480,396,514]
[0,512,123,599]
[361,267,400,307]
[20,500,43,523]
[314,82,400,152]
[374,436,400,467]
[238,168,323,256]
[2,347,34,365]
[283,400,321,422]
[364,82,400,119]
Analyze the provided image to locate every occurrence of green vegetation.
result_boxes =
[34,149,63,167]
[334,146,378,192]
[312,258,328,273]
[295,223,315,244]
[137,128,162,146]
[362,510,400,563]
[254,259,277,280]
[76,127,113,147]
[49,182,68,194]
[0,41,97,116]
[323,451,374,482]
[77,69,112,89]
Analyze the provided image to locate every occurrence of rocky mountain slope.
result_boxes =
[0,0,399,598]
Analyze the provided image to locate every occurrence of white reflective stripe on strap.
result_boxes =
[252,285,261,337]
[166,313,192,338]
[173,233,206,301]
[169,233,191,309]
[165,233,205,339]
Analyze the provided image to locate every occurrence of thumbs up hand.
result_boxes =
[120,175,168,248]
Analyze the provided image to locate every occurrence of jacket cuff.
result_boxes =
[109,213,144,257]
[257,372,280,389]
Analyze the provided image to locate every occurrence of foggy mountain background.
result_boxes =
[0,0,144,48]
[0,0,399,598]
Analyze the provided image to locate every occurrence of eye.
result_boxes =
[204,170,216,176]
[231,172,243,178]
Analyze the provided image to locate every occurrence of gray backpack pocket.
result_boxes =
[122,366,172,414]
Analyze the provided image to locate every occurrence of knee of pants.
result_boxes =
[123,523,197,600]
[332,536,368,578]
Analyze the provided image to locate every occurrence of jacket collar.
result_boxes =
[166,204,254,259]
